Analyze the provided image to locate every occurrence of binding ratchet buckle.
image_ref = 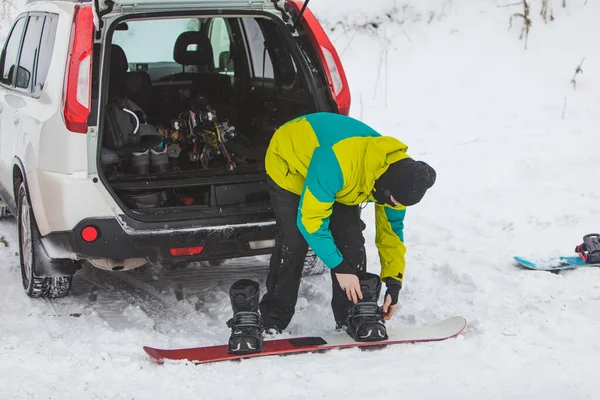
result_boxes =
[575,234,600,264]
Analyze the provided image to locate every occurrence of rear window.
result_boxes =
[110,15,300,86]
[112,18,202,80]
[112,16,284,81]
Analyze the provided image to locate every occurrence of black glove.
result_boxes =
[384,278,402,305]
[333,260,356,275]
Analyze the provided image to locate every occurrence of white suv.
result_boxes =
[0,0,350,298]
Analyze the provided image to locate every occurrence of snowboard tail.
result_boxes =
[143,316,467,364]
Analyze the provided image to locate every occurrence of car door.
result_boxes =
[0,15,27,199]
[14,13,57,179]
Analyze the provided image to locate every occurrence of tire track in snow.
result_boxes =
[66,258,271,342]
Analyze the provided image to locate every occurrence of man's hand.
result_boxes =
[382,279,401,320]
[382,294,397,320]
[335,273,363,304]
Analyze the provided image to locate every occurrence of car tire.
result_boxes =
[302,249,327,276]
[17,183,73,298]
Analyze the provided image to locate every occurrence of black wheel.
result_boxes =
[302,249,327,276]
[17,183,74,298]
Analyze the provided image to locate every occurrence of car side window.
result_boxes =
[241,18,274,79]
[15,14,45,91]
[0,17,27,86]
[35,14,58,95]
[209,18,233,75]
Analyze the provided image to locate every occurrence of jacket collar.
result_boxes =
[362,136,410,196]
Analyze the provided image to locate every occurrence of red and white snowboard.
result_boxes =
[143,316,467,364]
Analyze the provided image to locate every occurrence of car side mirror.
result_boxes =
[15,65,31,89]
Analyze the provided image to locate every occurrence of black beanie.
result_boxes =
[373,158,436,206]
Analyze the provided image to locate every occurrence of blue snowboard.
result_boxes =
[513,256,600,271]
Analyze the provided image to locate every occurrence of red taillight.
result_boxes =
[63,4,94,133]
[287,1,351,115]
[170,246,205,257]
[81,226,99,242]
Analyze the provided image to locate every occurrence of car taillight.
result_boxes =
[287,1,351,115]
[63,4,93,134]
[170,246,205,257]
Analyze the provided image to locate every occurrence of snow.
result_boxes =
[2,0,600,398]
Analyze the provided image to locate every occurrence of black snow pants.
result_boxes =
[259,177,368,331]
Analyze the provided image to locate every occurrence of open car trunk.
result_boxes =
[96,12,331,219]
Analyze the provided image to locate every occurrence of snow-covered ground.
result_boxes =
[2,0,600,398]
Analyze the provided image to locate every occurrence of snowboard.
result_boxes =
[143,316,467,365]
[513,255,600,271]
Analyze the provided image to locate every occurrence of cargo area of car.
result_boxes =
[95,12,329,218]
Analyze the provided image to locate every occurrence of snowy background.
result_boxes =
[2,0,600,398]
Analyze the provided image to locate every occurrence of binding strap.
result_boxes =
[575,233,600,264]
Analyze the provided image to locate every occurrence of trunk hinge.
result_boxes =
[95,0,114,39]
[271,0,290,23]
[98,0,115,18]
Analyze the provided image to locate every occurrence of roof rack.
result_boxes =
[25,0,92,5]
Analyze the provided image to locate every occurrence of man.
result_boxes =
[226,112,436,354]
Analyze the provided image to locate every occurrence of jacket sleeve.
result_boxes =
[375,204,407,283]
[296,147,345,269]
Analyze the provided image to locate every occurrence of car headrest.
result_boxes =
[110,44,129,76]
[173,31,214,70]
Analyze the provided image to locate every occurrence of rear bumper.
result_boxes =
[26,169,117,236]
[40,216,277,262]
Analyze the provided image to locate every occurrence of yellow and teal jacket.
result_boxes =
[265,112,410,284]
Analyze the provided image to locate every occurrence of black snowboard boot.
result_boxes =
[346,274,388,342]
[227,279,263,354]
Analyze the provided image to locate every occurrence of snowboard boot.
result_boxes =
[226,279,263,354]
[345,274,388,342]
[150,146,170,174]
[130,149,150,174]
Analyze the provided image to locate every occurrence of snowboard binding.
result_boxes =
[227,279,263,354]
[345,274,389,342]
[575,234,600,264]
